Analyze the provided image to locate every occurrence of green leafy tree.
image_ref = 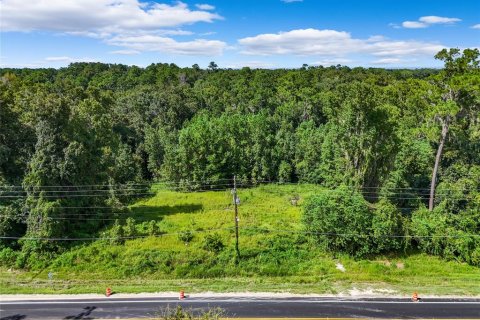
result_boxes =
[303,186,374,257]
[428,48,480,210]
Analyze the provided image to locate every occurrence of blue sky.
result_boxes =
[1,0,479,69]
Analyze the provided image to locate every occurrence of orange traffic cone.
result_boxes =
[412,292,419,302]
[106,287,112,297]
[179,290,185,300]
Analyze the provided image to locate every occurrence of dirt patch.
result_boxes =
[335,263,346,272]
[378,260,391,267]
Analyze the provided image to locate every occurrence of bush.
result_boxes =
[410,208,449,256]
[410,207,480,266]
[123,217,137,237]
[202,233,224,253]
[303,186,375,257]
[0,247,18,267]
[371,200,405,252]
[178,230,194,244]
[146,220,160,236]
[108,219,124,244]
[157,305,224,320]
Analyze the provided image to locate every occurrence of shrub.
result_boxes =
[410,207,480,266]
[410,208,448,256]
[371,200,405,252]
[178,230,194,244]
[0,247,18,267]
[156,305,224,320]
[146,220,160,236]
[123,217,137,237]
[108,219,124,244]
[303,186,374,257]
[202,233,224,253]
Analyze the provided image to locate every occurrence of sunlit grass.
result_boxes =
[1,184,479,296]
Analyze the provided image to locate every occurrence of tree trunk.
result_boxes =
[429,118,450,211]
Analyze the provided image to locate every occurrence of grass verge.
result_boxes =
[1,185,479,296]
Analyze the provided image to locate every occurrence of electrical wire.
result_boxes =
[239,227,480,239]
[0,178,235,189]
[2,226,479,241]
[1,178,479,191]
[0,182,240,194]
[1,186,477,199]
[0,227,235,241]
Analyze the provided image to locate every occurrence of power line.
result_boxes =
[251,180,480,191]
[0,182,240,193]
[0,192,156,199]
[0,202,465,220]
[3,226,479,241]
[0,178,235,189]
[0,215,145,221]
[0,227,235,241]
[1,187,477,199]
[240,227,480,239]
[1,178,479,191]
[0,186,245,198]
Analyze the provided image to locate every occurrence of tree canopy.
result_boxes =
[1,49,479,265]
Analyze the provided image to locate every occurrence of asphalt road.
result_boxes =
[1,297,480,319]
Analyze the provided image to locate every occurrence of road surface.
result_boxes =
[1,297,480,319]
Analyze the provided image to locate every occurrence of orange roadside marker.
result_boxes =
[179,290,185,300]
[412,292,419,302]
[106,287,112,297]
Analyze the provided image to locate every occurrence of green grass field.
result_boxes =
[1,184,479,295]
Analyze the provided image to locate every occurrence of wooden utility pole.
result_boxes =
[233,175,240,263]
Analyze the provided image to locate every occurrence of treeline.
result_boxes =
[0,49,479,265]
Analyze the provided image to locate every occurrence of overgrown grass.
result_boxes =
[1,184,479,295]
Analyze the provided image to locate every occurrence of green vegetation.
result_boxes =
[0,48,479,295]
[156,306,224,320]
[1,185,479,295]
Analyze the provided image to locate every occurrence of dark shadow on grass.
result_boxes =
[92,204,203,239]
[64,306,96,319]
[0,315,26,320]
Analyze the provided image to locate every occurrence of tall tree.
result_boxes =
[428,48,480,210]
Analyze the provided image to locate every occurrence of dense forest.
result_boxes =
[1,48,479,267]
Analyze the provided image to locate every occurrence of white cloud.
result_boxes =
[107,35,226,56]
[1,1,226,56]
[45,56,99,63]
[239,29,364,56]
[371,58,404,64]
[238,28,445,61]
[401,15,461,29]
[1,1,222,33]
[472,24,480,29]
[367,40,444,57]
[64,31,112,39]
[402,21,428,29]
[312,58,353,66]
[109,50,141,55]
[0,62,44,68]
[367,35,387,42]
[225,61,275,69]
[155,29,195,36]
[66,28,193,38]
[195,4,215,10]
[419,16,461,24]
[200,31,217,36]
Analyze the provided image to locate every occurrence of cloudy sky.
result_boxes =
[1,0,479,68]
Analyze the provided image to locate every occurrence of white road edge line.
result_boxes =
[1,300,480,305]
